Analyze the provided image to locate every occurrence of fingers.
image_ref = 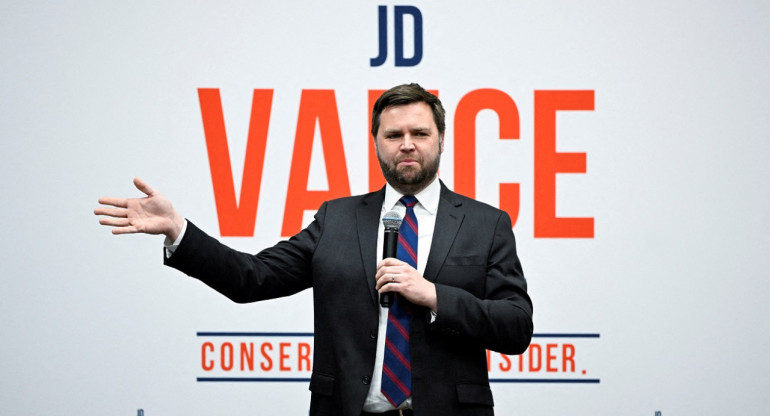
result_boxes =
[378,257,404,267]
[133,177,156,197]
[112,225,139,235]
[95,178,161,235]
[96,178,156,208]
[96,197,128,208]
[375,258,409,285]
[93,206,128,218]
[96,216,139,235]
[375,263,413,291]
[98,217,130,227]
[376,272,397,291]
[375,266,437,310]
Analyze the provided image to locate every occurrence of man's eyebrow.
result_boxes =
[382,126,431,132]
[381,126,432,134]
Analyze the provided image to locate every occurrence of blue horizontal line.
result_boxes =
[197,332,314,337]
[198,377,310,382]
[490,378,600,383]
[197,377,600,384]
[197,332,600,338]
[533,333,600,338]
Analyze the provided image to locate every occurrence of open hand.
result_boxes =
[94,178,184,241]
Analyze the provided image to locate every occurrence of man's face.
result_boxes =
[375,102,444,195]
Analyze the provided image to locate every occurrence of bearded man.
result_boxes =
[95,83,533,416]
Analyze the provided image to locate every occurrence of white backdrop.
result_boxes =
[2,1,769,415]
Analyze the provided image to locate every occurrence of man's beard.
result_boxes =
[378,151,441,195]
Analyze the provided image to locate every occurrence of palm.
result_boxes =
[125,193,174,235]
[95,178,184,240]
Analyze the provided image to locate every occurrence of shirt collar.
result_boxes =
[383,176,441,215]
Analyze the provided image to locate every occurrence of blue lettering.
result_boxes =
[394,5,423,67]
[370,5,423,67]
[370,5,388,67]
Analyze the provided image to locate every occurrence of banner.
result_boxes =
[1,1,768,415]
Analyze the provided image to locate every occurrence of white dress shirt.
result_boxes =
[362,176,441,412]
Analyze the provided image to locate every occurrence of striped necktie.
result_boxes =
[381,196,418,407]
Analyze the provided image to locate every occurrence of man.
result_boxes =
[95,83,533,416]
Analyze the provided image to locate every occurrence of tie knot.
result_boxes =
[400,196,418,208]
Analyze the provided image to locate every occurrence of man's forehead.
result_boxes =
[381,101,432,114]
[379,103,436,128]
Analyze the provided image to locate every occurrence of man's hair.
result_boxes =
[370,83,446,139]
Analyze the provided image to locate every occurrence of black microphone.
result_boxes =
[380,211,402,308]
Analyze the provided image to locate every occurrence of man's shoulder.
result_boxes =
[440,188,514,233]
[441,187,504,217]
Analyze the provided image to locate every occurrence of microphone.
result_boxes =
[380,211,402,308]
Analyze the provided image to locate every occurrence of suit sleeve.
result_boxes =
[163,203,328,303]
[431,211,533,355]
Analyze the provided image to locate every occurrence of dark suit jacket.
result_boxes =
[165,182,533,416]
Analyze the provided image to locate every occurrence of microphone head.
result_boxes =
[382,211,403,230]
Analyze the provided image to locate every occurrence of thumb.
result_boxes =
[133,177,157,197]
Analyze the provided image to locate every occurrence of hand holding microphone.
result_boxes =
[377,210,438,312]
[379,210,402,308]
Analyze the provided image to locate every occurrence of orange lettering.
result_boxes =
[534,90,594,238]
[563,343,576,372]
[279,342,291,371]
[454,89,520,226]
[282,90,351,236]
[368,90,386,192]
[240,342,254,371]
[221,342,234,371]
[201,342,215,371]
[528,343,542,372]
[260,342,273,371]
[498,353,512,372]
[198,88,272,236]
[546,343,558,372]
[298,342,312,371]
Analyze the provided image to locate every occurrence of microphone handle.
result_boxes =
[380,228,399,308]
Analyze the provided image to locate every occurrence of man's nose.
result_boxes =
[400,135,416,150]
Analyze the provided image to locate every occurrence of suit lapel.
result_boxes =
[423,183,464,283]
[357,188,385,307]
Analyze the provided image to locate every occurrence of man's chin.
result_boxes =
[380,160,438,193]
[397,172,436,187]
[394,170,423,184]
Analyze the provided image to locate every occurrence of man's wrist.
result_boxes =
[166,211,185,242]
[427,282,438,313]
[164,219,188,258]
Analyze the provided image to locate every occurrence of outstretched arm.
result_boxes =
[94,178,185,241]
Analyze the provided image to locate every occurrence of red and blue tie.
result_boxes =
[381,196,418,407]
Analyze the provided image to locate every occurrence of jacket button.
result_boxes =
[369,330,377,339]
[362,375,371,385]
